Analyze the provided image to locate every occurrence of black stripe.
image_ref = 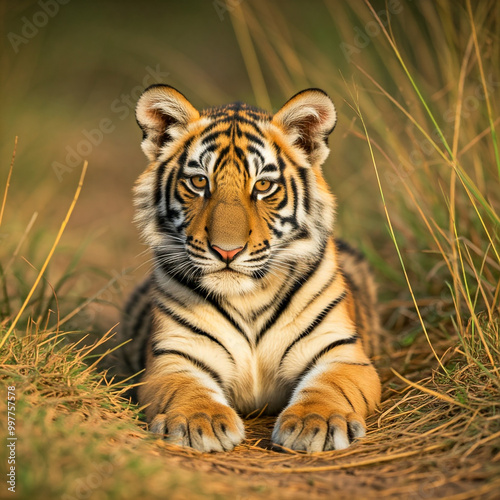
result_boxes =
[174,220,189,232]
[177,137,193,171]
[154,160,168,206]
[124,279,152,315]
[269,224,283,238]
[255,244,326,345]
[160,388,179,414]
[276,152,286,172]
[199,143,217,164]
[290,227,310,241]
[245,254,268,263]
[244,132,265,147]
[209,297,251,345]
[156,264,251,346]
[201,128,232,145]
[244,110,268,121]
[247,145,265,166]
[295,270,338,319]
[213,146,230,172]
[249,263,296,321]
[335,239,365,263]
[173,176,187,207]
[161,169,175,218]
[356,385,369,412]
[154,300,234,362]
[152,278,191,311]
[233,116,265,137]
[186,249,210,261]
[330,381,355,411]
[202,111,256,126]
[281,148,301,168]
[187,241,205,253]
[276,176,289,210]
[151,348,224,387]
[297,167,311,213]
[340,269,358,293]
[131,301,152,340]
[341,268,373,332]
[295,335,359,384]
[234,146,246,161]
[214,157,229,175]
[261,163,278,175]
[277,215,299,231]
[249,246,269,256]
[197,121,223,135]
[280,292,347,364]
[290,176,298,219]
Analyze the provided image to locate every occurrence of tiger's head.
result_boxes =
[134,85,337,297]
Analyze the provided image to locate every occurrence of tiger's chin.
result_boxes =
[200,269,258,297]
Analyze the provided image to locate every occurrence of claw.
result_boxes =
[148,404,245,452]
[272,407,367,452]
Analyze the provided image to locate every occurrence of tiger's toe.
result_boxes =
[149,405,245,452]
[272,408,366,452]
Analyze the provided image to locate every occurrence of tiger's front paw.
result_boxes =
[149,402,245,452]
[271,405,366,452]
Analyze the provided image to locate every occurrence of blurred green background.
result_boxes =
[1,0,497,329]
[0,0,380,323]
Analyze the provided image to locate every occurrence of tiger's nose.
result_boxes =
[210,245,244,263]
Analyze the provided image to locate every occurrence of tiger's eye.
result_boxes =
[254,180,272,193]
[190,175,208,189]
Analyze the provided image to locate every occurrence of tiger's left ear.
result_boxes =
[272,89,337,166]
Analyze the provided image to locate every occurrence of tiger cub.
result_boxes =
[119,85,381,453]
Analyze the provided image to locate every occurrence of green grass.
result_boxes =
[1,0,500,498]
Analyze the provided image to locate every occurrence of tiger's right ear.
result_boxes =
[136,84,200,161]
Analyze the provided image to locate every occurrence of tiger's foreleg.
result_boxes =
[272,359,381,452]
[139,357,245,452]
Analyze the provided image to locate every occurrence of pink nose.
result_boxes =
[211,245,243,263]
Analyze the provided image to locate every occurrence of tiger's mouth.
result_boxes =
[200,264,259,296]
[208,265,252,277]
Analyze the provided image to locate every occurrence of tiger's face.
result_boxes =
[134,86,337,297]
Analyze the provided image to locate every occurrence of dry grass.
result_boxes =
[1,312,498,499]
[1,1,500,498]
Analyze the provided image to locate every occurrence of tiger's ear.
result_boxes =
[136,84,200,161]
[272,89,337,166]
